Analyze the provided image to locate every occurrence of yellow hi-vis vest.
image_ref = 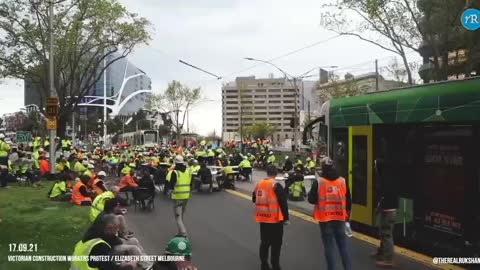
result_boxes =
[83,170,93,178]
[89,191,115,222]
[169,171,191,200]
[50,181,67,198]
[290,181,305,198]
[70,238,111,270]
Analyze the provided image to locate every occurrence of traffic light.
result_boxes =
[290,118,295,128]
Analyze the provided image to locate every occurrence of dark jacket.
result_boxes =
[252,179,289,221]
[198,166,212,184]
[283,160,293,171]
[308,167,352,216]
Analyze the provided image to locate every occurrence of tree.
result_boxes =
[321,0,422,84]
[0,0,152,137]
[416,0,480,81]
[244,122,276,140]
[317,72,365,102]
[383,58,420,83]
[147,81,201,142]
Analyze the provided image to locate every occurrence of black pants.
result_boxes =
[0,156,8,187]
[259,222,283,269]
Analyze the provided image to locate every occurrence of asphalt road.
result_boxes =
[125,190,435,270]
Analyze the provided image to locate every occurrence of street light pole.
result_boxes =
[48,0,56,174]
[244,57,337,151]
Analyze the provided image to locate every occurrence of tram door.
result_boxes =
[349,126,374,225]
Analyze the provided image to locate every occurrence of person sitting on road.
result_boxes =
[119,168,138,193]
[90,185,120,222]
[70,214,139,270]
[48,173,73,201]
[286,164,306,201]
[153,237,198,270]
[238,156,252,181]
[71,174,95,206]
[135,170,155,210]
[282,156,293,172]
[196,162,213,192]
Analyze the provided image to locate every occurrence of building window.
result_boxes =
[254,95,267,98]
[257,83,264,87]
[226,101,238,104]
[269,95,281,98]
[285,134,288,139]
[226,106,237,110]
[277,134,280,141]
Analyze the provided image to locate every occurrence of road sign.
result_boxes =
[16,131,32,144]
[47,118,57,130]
[46,97,59,118]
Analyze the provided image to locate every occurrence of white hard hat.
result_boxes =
[0,133,4,139]
[174,155,184,164]
[89,160,95,164]
[87,164,95,169]
[82,160,89,166]
[97,171,107,177]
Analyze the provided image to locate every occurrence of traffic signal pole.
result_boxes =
[48,1,56,174]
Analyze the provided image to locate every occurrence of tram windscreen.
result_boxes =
[143,131,157,144]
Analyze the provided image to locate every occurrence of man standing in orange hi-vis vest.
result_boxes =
[308,157,352,270]
[252,165,289,270]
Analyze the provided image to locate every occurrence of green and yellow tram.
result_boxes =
[304,77,480,255]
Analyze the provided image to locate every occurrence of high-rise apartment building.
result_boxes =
[222,76,304,146]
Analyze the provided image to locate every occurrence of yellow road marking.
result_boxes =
[225,189,464,270]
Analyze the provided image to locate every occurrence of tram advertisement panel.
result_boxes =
[421,129,469,237]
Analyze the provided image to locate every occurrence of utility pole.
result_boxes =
[293,77,298,152]
[375,59,379,91]
[48,0,56,174]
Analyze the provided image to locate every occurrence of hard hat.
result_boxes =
[165,237,191,256]
[89,160,95,164]
[193,160,198,164]
[269,151,273,154]
[128,163,136,168]
[228,154,233,157]
[97,171,107,177]
[243,156,247,160]
[306,157,311,161]
[285,156,289,159]
[174,155,184,164]
[87,164,95,169]
[82,160,89,166]
[0,133,4,139]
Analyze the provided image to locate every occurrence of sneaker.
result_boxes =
[376,260,394,267]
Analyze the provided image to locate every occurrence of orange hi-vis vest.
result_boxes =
[255,178,284,223]
[314,177,348,222]
[71,181,92,205]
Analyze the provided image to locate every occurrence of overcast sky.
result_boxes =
[0,0,421,135]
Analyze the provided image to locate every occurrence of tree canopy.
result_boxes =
[241,122,276,140]
[147,80,201,141]
[0,0,152,135]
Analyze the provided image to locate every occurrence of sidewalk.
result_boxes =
[234,170,315,215]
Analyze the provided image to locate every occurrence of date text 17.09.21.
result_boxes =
[9,243,38,253]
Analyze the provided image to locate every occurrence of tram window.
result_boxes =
[352,136,368,206]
